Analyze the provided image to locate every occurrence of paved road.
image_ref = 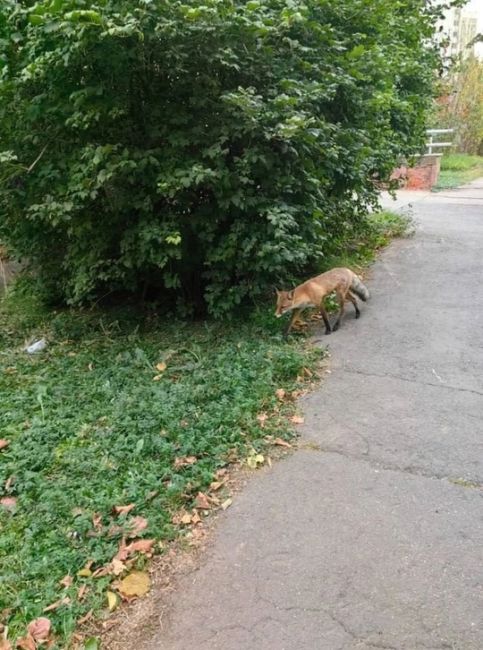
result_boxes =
[143,181,483,650]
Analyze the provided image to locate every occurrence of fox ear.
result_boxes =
[273,286,280,295]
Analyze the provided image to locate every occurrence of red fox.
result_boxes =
[275,267,370,336]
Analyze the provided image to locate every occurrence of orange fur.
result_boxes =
[275,268,369,336]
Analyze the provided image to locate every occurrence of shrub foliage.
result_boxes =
[0,0,445,315]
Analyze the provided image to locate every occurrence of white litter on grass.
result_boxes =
[25,339,47,354]
[431,368,444,383]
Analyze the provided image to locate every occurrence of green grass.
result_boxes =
[0,293,322,647]
[0,209,410,648]
[434,153,483,190]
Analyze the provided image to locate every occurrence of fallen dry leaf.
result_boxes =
[155,362,167,372]
[114,538,155,562]
[0,497,16,510]
[256,412,268,427]
[5,476,14,491]
[106,591,118,612]
[77,609,93,625]
[27,617,51,641]
[127,516,148,538]
[194,492,211,510]
[15,636,35,650]
[92,565,111,578]
[59,575,73,589]
[0,440,10,450]
[110,558,126,576]
[290,414,305,425]
[191,510,202,525]
[107,524,124,537]
[77,585,88,601]
[209,480,224,491]
[273,437,292,448]
[118,571,150,599]
[221,498,232,511]
[43,596,70,613]
[275,388,286,401]
[180,512,192,525]
[112,503,135,516]
[173,456,197,469]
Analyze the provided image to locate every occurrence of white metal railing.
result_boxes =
[425,128,454,156]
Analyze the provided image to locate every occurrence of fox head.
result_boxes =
[274,289,294,318]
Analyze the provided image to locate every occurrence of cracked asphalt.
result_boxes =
[142,181,483,650]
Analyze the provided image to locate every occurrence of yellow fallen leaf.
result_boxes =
[118,571,150,599]
[152,374,162,381]
[77,567,92,578]
[221,498,232,510]
[107,591,118,611]
[155,362,167,372]
[246,453,264,469]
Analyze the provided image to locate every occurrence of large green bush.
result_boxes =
[0,0,444,315]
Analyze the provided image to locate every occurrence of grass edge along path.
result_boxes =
[0,210,409,650]
[434,153,483,191]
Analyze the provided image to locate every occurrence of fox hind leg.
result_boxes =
[346,291,360,319]
[319,303,332,335]
[332,291,346,331]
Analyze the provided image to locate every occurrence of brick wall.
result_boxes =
[391,155,441,190]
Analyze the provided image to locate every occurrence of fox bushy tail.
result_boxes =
[350,275,370,302]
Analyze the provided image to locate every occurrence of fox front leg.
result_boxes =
[319,304,331,335]
[284,308,303,338]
